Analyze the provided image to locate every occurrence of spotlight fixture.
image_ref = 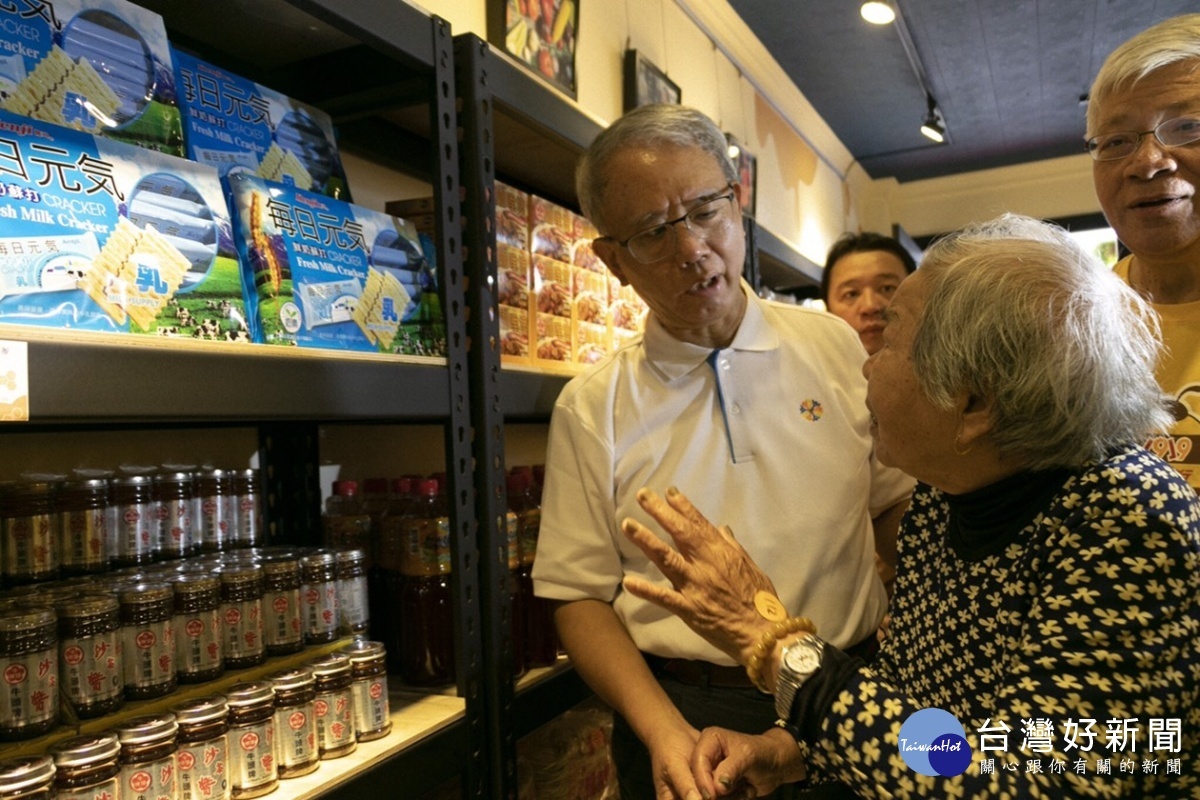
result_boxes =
[860,2,896,25]
[920,95,946,143]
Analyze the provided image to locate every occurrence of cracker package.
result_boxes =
[173,50,352,201]
[571,215,604,272]
[529,196,574,262]
[0,108,247,339]
[497,243,531,366]
[226,172,445,356]
[0,0,183,155]
[495,179,528,250]
[572,266,610,366]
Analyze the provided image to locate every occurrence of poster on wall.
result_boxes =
[623,49,681,112]
[726,134,757,218]
[490,0,578,98]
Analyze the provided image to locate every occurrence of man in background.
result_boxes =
[820,232,916,355]
[1087,14,1200,492]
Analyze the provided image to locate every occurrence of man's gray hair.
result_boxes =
[1087,14,1200,136]
[912,214,1172,470]
[576,104,738,233]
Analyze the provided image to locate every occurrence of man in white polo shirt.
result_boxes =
[532,104,913,800]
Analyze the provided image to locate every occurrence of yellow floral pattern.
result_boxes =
[803,446,1200,798]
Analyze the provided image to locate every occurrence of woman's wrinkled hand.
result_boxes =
[692,726,808,798]
[620,486,778,664]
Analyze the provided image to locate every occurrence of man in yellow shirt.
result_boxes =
[1087,14,1200,492]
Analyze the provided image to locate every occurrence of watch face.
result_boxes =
[783,640,821,674]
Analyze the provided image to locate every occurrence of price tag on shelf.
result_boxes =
[0,340,29,422]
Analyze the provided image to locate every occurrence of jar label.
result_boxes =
[400,517,450,576]
[228,720,276,790]
[61,507,107,568]
[236,495,261,548]
[122,619,174,689]
[352,676,390,735]
[174,610,221,675]
[314,688,355,751]
[263,590,302,647]
[221,599,264,662]
[61,630,122,705]
[337,574,369,631]
[274,703,316,768]
[178,738,229,800]
[121,755,175,800]
[2,512,57,578]
[0,647,57,729]
[301,580,338,638]
[115,500,155,561]
[55,775,119,800]
[200,496,230,550]
[158,498,192,556]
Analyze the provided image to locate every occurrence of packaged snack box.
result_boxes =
[0,108,246,339]
[226,172,444,356]
[495,180,528,250]
[529,196,574,262]
[174,49,351,201]
[0,0,183,155]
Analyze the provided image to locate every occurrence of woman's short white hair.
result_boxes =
[1087,14,1200,136]
[912,214,1172,470]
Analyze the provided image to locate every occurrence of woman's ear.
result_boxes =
[956,392,996,449]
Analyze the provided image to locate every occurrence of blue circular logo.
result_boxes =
[898,708,972,777]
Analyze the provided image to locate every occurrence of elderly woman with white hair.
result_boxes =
[621,215,1200,799]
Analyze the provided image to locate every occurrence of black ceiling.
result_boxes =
[728,0,1199,183]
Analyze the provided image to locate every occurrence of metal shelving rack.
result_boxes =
[5,1,480,796]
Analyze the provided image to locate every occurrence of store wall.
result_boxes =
[416,0,1104,268]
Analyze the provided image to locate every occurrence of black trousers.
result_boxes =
[610,673,861,800]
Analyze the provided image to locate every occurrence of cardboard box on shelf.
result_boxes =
[0,108,247,340]
[226,173,444,357]
[0,0,184,156]
[174,50,352,201]
[529,196,574,262]
[499,304,530,365]
[495,180,529,250]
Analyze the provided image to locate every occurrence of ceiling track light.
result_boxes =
[860,1,895,25]
[920,93,946,143]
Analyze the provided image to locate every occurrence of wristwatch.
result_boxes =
[774,634,825,721]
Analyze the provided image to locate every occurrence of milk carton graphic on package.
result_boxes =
[227,172,444,355]
[173,49,351,200]
[0,108,248,338]
[0,0,184,155]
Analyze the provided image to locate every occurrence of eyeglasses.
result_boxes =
[599,187,737,264]
[1086,115,1200,161]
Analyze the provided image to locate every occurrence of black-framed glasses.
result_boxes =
[1086,115,1200,161]
[598,185,737,264]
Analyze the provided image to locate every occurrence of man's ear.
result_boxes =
[593,238,630,286]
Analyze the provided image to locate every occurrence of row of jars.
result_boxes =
[0,547,370,741]
[0,641,391,800]
[0,467,265,589]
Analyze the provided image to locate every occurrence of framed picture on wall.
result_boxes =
[726,134,757,218]
[489,0,578,98]
[623,49,681,112]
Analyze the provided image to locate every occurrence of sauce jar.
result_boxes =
[153,472,195,561]
[300,552,339,645]
[0,755,54,800]
[335,548,369,636]
[341,640,392,741]
[170,573,223,683]
[224,681,277,799]
[218,564,265,669]
[267,667,318,778]
[309,653,356,759]
[172,695,230,800]
[48,733,121,800]
[116,713,178,800]
[1,481,59,586]
[56,478,109,577]
[0,608,58,741]
[260,556,302,657]
[232,471,263,550]
[56,594,123,719]
[196,470,235,554]
[118,582,176,700]
[111,476,157,569]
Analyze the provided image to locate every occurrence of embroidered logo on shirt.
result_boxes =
[799,399,823,421]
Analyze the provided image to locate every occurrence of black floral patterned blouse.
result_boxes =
[802,445,1200,799]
